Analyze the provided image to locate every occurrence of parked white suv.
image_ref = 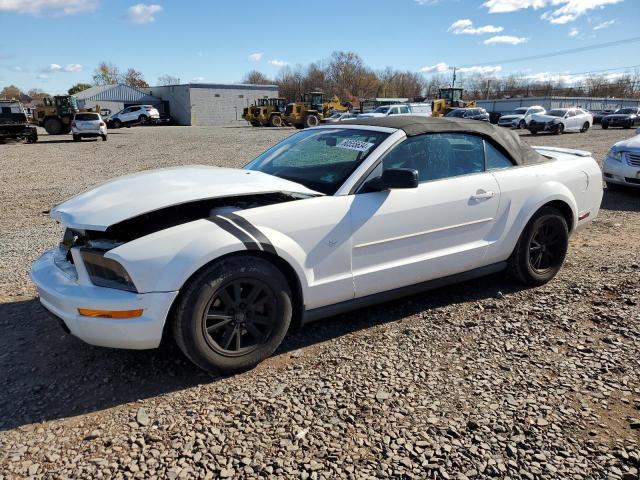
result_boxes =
[71,113,107,142]
[108,105,159,128]
[498,106,545,129]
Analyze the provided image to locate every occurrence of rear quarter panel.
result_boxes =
[484,155,602,265]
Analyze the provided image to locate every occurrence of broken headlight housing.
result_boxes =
[80,249,137,292]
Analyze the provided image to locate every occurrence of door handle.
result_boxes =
[471,190,495,201]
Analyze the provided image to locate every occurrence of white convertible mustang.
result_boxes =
[32,117,603,372]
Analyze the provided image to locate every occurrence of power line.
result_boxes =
[456,36,640,68]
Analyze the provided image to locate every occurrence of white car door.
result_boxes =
[565,109,578,131]
[387,106,400,116]
[349,133,501,298]
[117,107,132,122]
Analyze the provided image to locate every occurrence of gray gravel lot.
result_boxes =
[1,124,639,479]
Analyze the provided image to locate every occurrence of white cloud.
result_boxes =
[448,19,503,35]
[593,19,615,30]
[483,0,623,24]
[0,0,99,15]
[191,76,204,82]
[42,63,83,73]
[458,65,503,74]
[525,70,625,84]
[568,27,580,36]
[248,52,263,62]
[484,35,529,45]
[36,73,49,79]
[127,3,162,24]
[419,62,450,74]
[268,59,289,67]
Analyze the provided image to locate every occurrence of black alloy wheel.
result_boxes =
[528,220,565,274]
[202,278,276,357]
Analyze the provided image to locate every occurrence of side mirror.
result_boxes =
[365,168,419,191]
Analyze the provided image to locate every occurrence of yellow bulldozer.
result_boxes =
[431,87,476,117]
[33,95,99,135]
[284,91,352,129]
[243,97,288,127]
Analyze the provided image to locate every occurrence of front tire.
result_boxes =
[580,122,590,133]
[269,115,283,127]
[44,117,63,135]
[304,114,320,128]
[172,256,293,373]
[508,207,569,286]
[113,119,121,129]
[554,123,564,135]
[601,122,608,130]
[518,119,526,129]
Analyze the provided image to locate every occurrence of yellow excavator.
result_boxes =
[431,87,476,117]
[284,91,352,129]
[33,95,100,134]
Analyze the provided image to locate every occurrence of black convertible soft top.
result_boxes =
[342,116,548,166]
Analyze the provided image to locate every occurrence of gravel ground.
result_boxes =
[1,124,639,479]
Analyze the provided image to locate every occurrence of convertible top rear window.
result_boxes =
[245,128,389,195]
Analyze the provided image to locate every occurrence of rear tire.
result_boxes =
[624,120,632,129]
[139,115,148,124]
[172,256,293,373]
[508,207,569,286]
[518,119,526,129]
[43,117,63,135]
[101,134,107,141]
[601,123,608,130]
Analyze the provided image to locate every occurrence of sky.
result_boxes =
[1,0,639,94]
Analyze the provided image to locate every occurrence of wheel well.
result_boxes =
[162,251,305,343]
[540,200,574,232]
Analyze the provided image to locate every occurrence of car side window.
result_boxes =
[484,141,514,170]
[388,107,399,115]
[399,106,410,114]
[369,133,485,185]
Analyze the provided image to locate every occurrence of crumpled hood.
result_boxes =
[50,166,319,231]
[499,114,524,121]
[530,114,559,123]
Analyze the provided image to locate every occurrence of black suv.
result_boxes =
[601,107,640,129]
[444,108,490,122]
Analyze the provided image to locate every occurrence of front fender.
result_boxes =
[106,219,249,293]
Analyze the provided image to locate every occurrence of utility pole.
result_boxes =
[451,67,457,88]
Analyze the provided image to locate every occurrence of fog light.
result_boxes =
[78,308,143,318]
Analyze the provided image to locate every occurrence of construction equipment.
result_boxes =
[242,98,267,127]
[431,87,476,117]
[0,100,38,144]
[284,92,352,129]
[33,95,99,135]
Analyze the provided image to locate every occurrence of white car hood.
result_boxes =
[500,114,525,121]
[50,166,319,231]
[530,114,559,123]
[358,113,385,118]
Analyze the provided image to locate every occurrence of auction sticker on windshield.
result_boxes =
[337,139,375,152]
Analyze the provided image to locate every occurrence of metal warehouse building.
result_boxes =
[477,96,640,114]
[145,83,279,126]
[75,84,163,116]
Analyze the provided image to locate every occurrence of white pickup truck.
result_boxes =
[359,103,431,118]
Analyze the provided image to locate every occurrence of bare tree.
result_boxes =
[92,62,121,85]
[0,84,23,99]
[242,70,272,85]
[157,74,180,86]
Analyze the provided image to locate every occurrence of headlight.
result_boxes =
[81,249,137,292]
[607,149,623,163]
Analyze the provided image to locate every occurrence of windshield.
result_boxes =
[373,106,390,114]
[445,109,465,117]
[510,108,528,115]
[245,128,390,195]
[548,109,567,117]
[616,108,636,114]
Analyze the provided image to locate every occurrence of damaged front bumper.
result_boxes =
[31,248,178,350]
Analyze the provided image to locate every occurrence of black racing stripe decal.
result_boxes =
[208,216,261,251]
[223,213,278,255]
